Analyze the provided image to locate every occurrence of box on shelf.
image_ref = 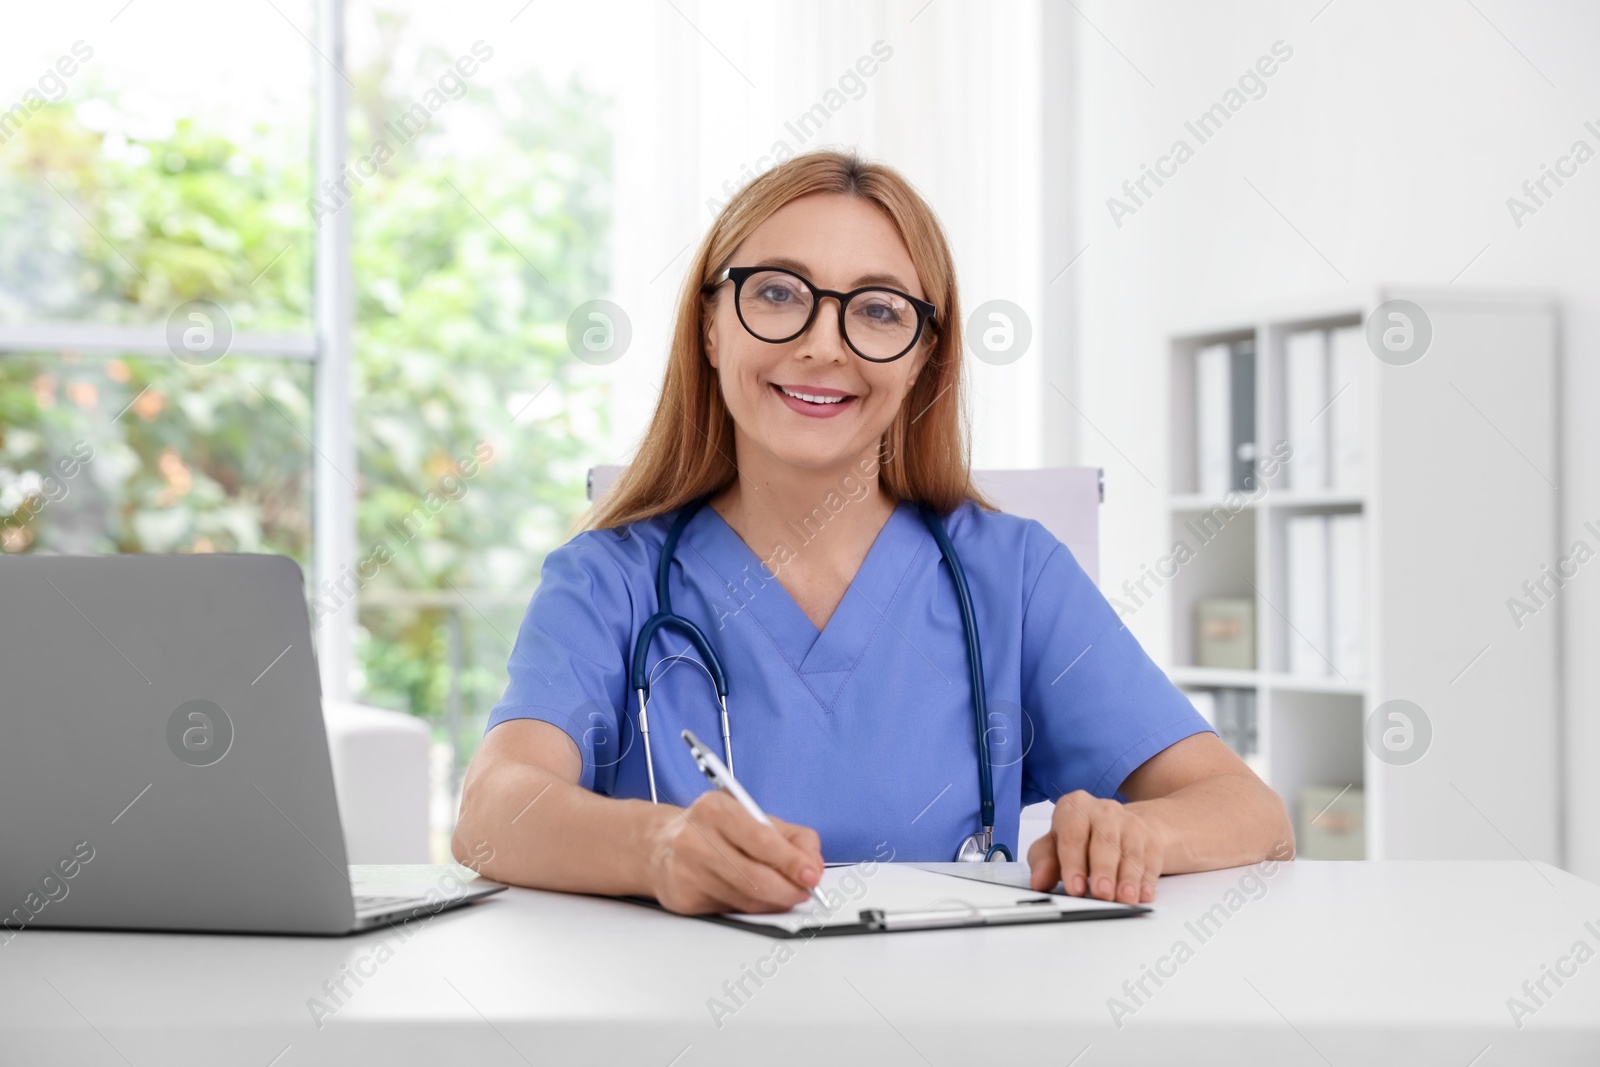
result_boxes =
[1297,783,1365,859]
[1196,597,1255,670]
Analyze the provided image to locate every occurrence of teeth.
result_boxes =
[780,386,847,405]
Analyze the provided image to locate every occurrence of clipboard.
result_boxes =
[622,862,1149,937]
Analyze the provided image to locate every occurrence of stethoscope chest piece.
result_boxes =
[956,828,1014,863]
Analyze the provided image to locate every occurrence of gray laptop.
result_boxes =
[0,553,504,936]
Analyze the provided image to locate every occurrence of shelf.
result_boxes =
[1263,491,1364,510]
[1168,493,1261,512]
[1264,673,1365,696]
[1166,491,1362,512]
[1169,666,1365,697]
[1168,666,1260,689]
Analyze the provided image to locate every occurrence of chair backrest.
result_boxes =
[586,465,1103,587]
[970,468,1102,586]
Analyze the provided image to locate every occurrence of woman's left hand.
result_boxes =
[1026,790,1172,904]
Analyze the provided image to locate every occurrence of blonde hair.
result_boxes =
[580,149,994,533]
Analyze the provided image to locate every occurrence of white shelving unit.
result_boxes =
[1164,286,1561,862]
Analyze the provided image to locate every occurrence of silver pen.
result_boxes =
[680,729,830,911]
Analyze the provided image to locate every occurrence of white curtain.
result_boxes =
[604,0,1053,474]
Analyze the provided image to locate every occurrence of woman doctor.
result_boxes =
[454,151,1293,915]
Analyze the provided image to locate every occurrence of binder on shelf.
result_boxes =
[1182,688,1218,724]
[1196,342,1232,495]
[1181,687,1256,757]
[1329,513,1365,680]
[1214,687,1258,757]
[1285,514,1330,676]
[1284,329,1328,491]
[1327,326,1364,492]
[1229,339,1257,491]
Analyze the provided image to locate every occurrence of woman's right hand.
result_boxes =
[646,790,824,915]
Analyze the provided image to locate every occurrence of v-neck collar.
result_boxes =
[683,498,929,676]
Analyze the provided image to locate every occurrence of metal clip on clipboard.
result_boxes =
[861,897,1064,932]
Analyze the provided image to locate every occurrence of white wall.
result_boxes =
[1064,0,1600,877]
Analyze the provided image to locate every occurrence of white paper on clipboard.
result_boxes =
[724,863,1140,934]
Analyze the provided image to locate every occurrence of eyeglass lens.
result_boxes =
[738,269,919,360]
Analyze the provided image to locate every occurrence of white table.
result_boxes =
[3,860,1598,1065]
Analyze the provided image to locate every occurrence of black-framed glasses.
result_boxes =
[702,265,937,363]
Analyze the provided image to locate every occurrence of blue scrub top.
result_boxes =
[485,498,1214,862]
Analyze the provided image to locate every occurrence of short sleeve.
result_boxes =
[1019,530,1215,804]
[485,534,634,794]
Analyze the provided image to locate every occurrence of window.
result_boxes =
[3,1,618,857]
[2,4,317,557]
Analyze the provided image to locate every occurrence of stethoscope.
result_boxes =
[631,495,1013,863]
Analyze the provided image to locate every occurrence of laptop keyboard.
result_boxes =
[354,893,429,913]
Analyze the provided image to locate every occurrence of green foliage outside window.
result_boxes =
[0,29,613,768]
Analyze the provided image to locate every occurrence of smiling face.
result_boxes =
[704,192,932,479]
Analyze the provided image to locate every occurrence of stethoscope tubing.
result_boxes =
[631,494,1010,860]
